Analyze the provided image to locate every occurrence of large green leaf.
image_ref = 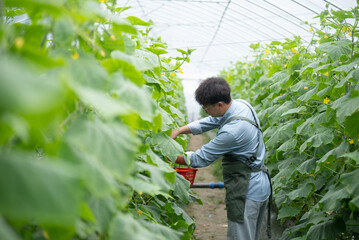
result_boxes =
[73,84,133,119]
[174,174,190,203]
[111,50,159,72]
[0,151,83,225]
[299,128,334,153]
[109,214,181,240]
[136,162,174,193]
[277,138,297,152]
[89,196,116,234]
[319,184,349,211]
[319,40,351,61]
[332,96,359,123]
[151,133,183,161]
[110,79,157,121]
[0,216,21,240]
[0,55,63,113]
[307,217,346,240]
[63,117,139,181]
[277,206,301,220]
[341,168,359,209]
[287,183,314,201]
[318,141,349,163]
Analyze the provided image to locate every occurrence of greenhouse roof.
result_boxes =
[119,0,356,80]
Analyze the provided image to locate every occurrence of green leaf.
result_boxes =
[287,183,314,201]
[63,117,139,181]
[89,196,116,234]
[277,138,297,152]
[110,79,157,121]
[287,53,302,74]
[278,206,301,219]
[53,17,76,48]
[151,133,183,161]
[298,84,318,102]
[109,214,181,240]
[297,157,316,174]
[281,106,307,117]
[307,217,346,240]
[340,150,359,165]
[174,174,190,203]
[0,216,21,240]
[136,162,174,193]
[299,128,334,153]
[332,96,359,123]
[319,185,349,211]
[0,55,63,113]
[74,84,133,119]
[341,168,359,208]
[318,141,349,163]
[111,50,159,72]
[126,16,152,26]
[332,59,359,73]
[101,58,145,85]
[319,40,351,61]
[0,151,83,225]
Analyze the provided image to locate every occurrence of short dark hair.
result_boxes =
[195,77,231,106]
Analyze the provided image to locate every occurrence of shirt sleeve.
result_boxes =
[189,130,236,168]
[187,116,222,135]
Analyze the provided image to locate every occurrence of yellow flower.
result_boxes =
[304,86,308,90]
[43,231,49,239]
[349,139,354,144]
[138,191,143,195]
[309,174,316,179]
[178,67,183,74]
[309,27,313,33]
[291,48,298,53]
[137,210,143,215]
[100,50,106,57]
[71,52,79,60]
[110,35,116,40]
[170,72,176,77]
[339,62,342,65]
[326,161,331,164]
[342,27,347,31]
[284,64,287,68]
[161,72,165,75]
[323,97,330,104]
[324,35,328,38]
[241,70,245,74]
[264,49,269,55]
[324,72,329,77]
[99,0,105,2]
[15,37,24,50]
[349,32,352,37]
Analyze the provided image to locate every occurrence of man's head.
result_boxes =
[195,77,232,117]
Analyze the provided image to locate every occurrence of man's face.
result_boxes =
[202,102,223,117]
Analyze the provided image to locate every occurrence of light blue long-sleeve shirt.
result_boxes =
[186,99,271,202]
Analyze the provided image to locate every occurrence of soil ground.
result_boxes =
[185,134,285,240]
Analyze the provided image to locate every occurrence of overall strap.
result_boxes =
[221,100,262,164]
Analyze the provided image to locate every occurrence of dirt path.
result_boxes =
[185,134,228,240]
[185,134,285,240]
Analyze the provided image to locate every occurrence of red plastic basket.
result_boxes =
[174,167,198,187]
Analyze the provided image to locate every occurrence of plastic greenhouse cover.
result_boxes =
[118,0,356,120]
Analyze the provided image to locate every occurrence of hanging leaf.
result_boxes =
[307,217,346,240]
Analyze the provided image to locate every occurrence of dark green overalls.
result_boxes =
[220,100,272,238]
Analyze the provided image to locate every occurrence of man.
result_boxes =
[171,77,271,240]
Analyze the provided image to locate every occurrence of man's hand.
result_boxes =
[171,125,191,140]
[171,129,180,139]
